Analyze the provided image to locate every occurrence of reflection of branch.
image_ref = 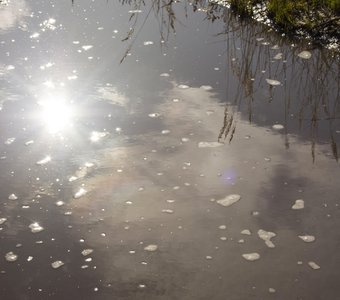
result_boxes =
[218,106,236,143]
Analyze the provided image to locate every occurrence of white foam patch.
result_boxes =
[242,253,260,261]
[144,244,158,252]
[292,199,304,210]
[198,141,224,148]
[217,194,241,207]
[266,79,281,86]
[258,229,276,248]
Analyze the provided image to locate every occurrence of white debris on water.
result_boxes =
[90,131,109,142]
[298,51,312,59]
[0,218,7,225]
[292,199,304,210]
[266,78,281,86]
[55,201,65,207]
[217,194,241,207]
[242,253,260,261]
[200,85,213,90]
[8,194,18,200]
[36,156,51,165]
[160,73,170,77]
[198,141,224,148]
[143,41,154,46]
[258,229,276,248]
[298,235,315,242]
[29,222,44,233]
[4,137,15,145]
[162,209,174,214]
[25,140,34,146]
[241,229,251,235]
[269,288,276,293]
[81,249,93,256]
[82,45,93,51]
[51,260,64,269]
[273,53,283,60]
[74,188,87,199]
[272,124,284,130]
[27,256,33,262]
[178,84,190,89]
[219,225,227,230]
[144,244,158,252]
[161,130,170,135]
[308,261,320,270]
[181,137,190,142]
[5,252,18,262]
[128,9,143,13]
[206,256,213,260]
[148,113,160,118]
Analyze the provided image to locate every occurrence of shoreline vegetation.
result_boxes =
[212,0,340,49]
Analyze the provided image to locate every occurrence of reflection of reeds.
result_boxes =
[117,0,340,161]
[223,13,340,161]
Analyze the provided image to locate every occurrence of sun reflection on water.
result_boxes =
[38,94,74,134]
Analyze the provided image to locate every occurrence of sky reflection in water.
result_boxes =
[0,0,340,299]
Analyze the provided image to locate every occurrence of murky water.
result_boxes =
[0,1,340,299]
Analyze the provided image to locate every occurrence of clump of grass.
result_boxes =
[267,0,340,30]
[220,0,340,38]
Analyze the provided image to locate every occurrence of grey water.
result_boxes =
[0,1,340,299]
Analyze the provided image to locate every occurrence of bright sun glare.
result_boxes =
[39,94,73,134]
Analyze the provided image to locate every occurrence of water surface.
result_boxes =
[0,1,340,299]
